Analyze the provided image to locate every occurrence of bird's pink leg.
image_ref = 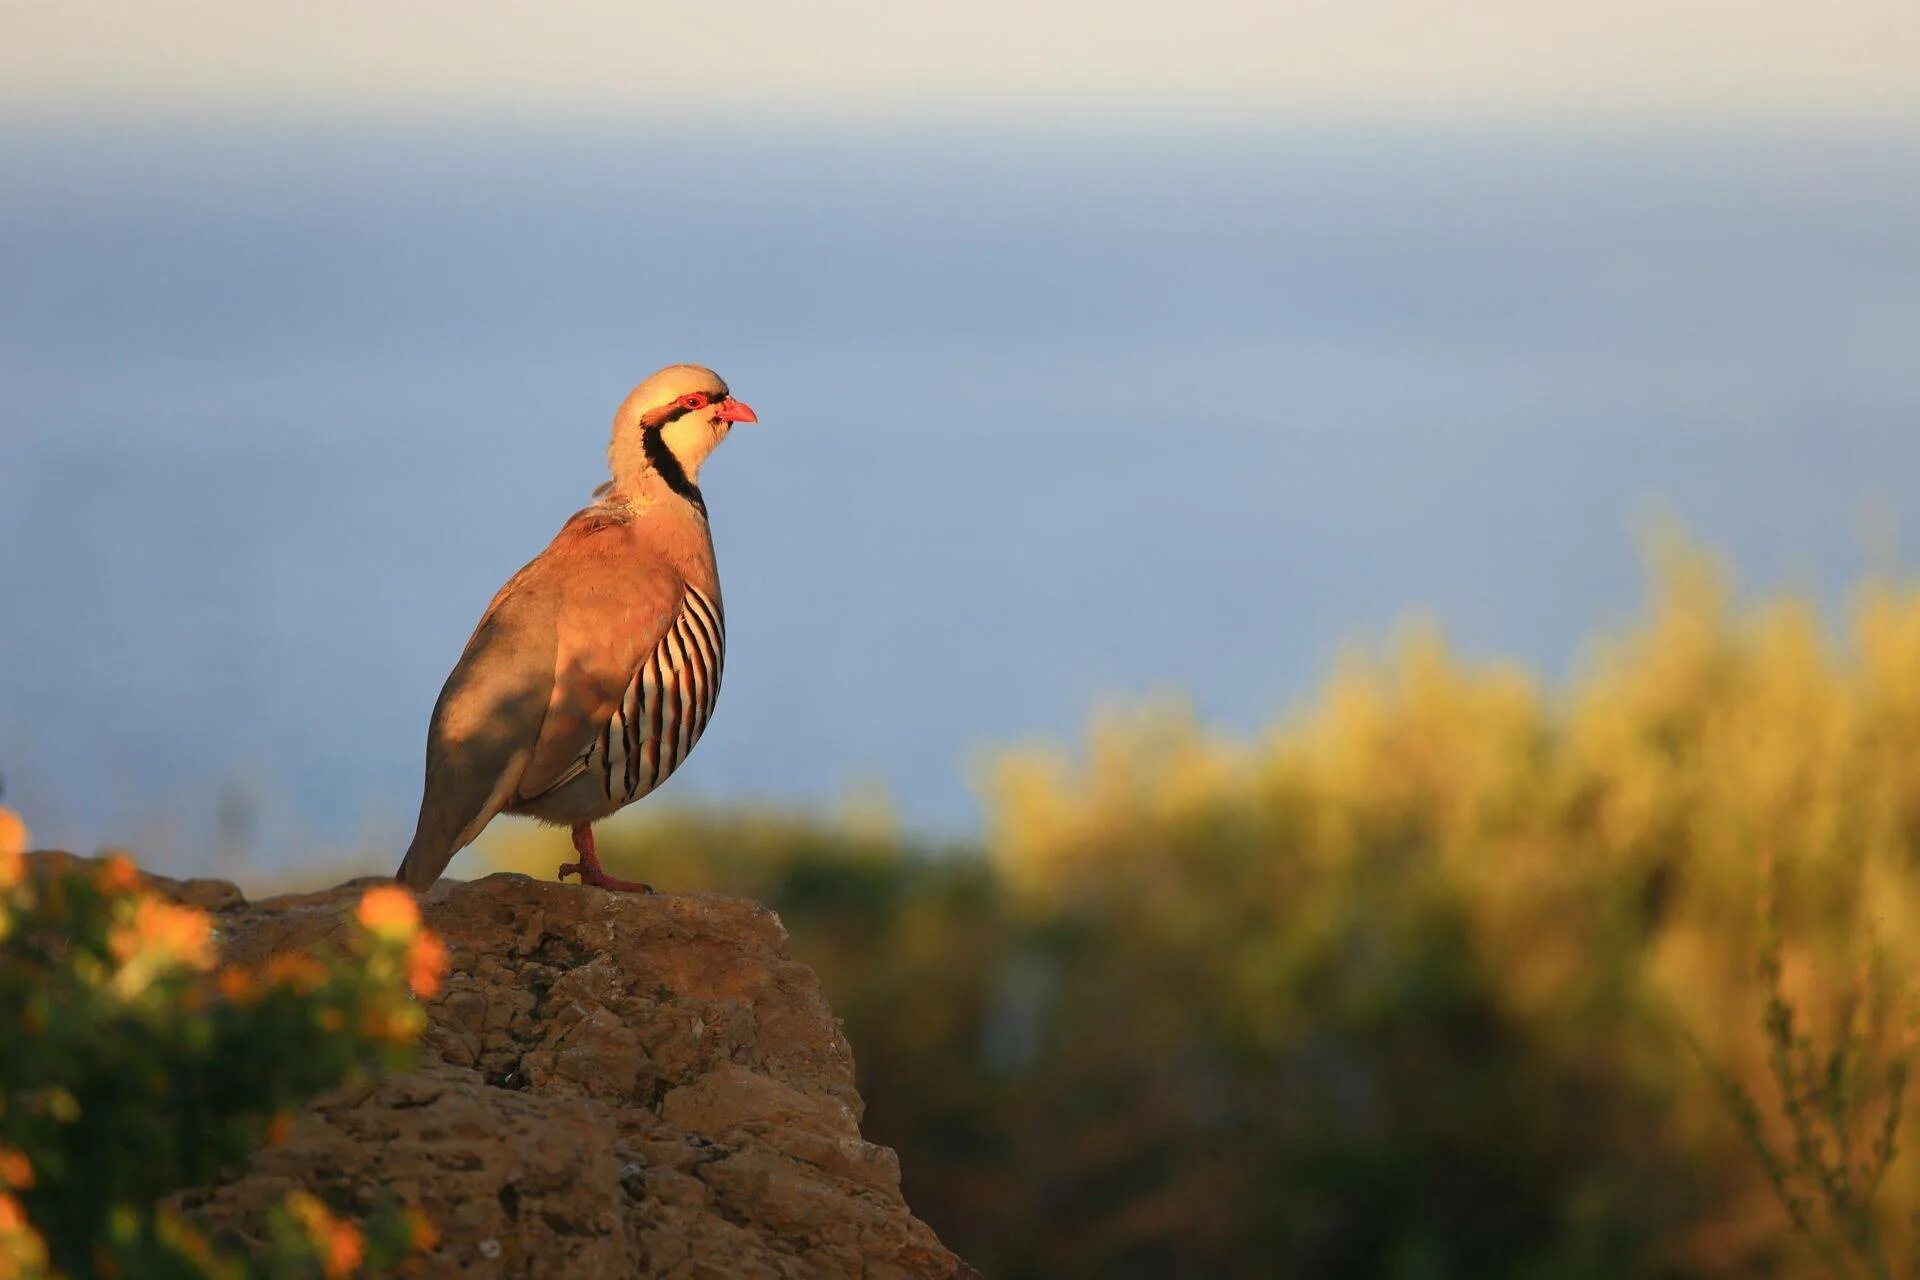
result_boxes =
[556,823,654,894]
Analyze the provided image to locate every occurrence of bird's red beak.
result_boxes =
[716,397,758,423]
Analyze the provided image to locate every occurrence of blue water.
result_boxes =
[3,120,1918,874]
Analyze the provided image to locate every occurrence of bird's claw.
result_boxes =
[556,862,654,894]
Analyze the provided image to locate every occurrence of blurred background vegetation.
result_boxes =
[470,544,1920,1277]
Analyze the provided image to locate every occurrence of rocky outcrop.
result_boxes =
[112,861,970,1278]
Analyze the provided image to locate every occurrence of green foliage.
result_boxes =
[487,544,1920,1277]
[0,860,440,1279]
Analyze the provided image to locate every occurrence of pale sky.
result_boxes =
[5,0,1919,124]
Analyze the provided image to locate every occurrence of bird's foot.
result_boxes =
[556,859,655,894]
[557,823,654,894]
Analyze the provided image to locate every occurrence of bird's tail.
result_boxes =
[393,835,445,893]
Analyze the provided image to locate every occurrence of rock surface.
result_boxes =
[94,858,970,1278]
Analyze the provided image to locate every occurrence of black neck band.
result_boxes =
[642,426,706,516]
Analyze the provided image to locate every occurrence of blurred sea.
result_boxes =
[3,120,1918,872]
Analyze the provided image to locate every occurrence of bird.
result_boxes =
[394,364,758,893]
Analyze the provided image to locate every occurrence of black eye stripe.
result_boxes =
[652,391,728,425]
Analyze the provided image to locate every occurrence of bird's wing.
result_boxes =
[516,576,726,809]
[395,507,682,889]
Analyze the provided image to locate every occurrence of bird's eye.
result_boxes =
[680,393,708,410]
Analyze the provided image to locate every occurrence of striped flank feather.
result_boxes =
[578,585,725,804]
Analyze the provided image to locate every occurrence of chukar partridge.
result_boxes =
[395,365,758,892]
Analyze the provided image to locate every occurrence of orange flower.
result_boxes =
[263,953,328,993]
[106,896,215,995]
[217,965,259,1004]
[404,1207,440,1253]
[108,896,213,968]
[0,1148,30,1190]
[0,1191,48,1278]
[0,844,21,893]
[0,806,28,870]
[284,1190,330,1238]
[355,885,420,939]
[158,1212,216,1268]
[96,854,141,895]
[284,1192,363,1280]
[407,932,449,999]
[323,1221,364,1279]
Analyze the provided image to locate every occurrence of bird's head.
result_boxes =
[609,364,757,502]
